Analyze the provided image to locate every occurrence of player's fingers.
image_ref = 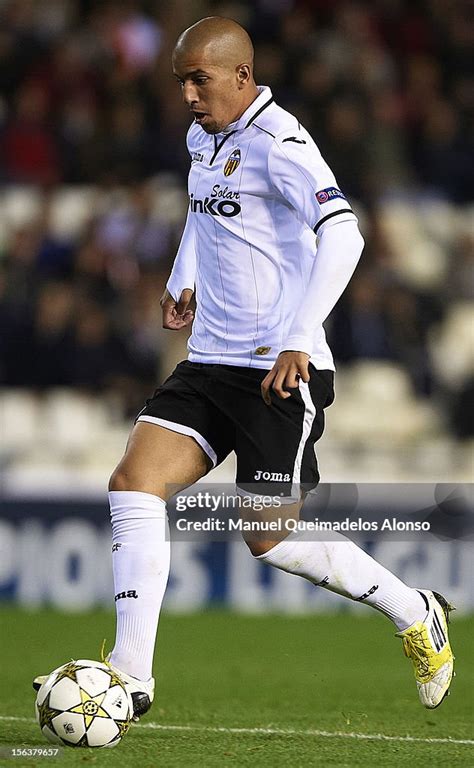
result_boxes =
[181,309,194,326]
[284,365,300,389]
[163,307,185,330]
[272,368,291,399]
[161,289,180,327]
[260,370,275,405]
[297,359,310,383]
[162,308,179,328]
[162,311,174,329]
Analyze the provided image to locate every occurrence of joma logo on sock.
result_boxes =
[114,590,138,601]
[356,584,379,601]
[254,470,291,482]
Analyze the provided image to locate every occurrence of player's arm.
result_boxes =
[261,220,363,402]
[261,131,364,403]
[161,208,196,330]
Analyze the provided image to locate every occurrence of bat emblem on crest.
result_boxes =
[224,148,241,177]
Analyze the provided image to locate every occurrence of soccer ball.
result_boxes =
[35,660,133,748]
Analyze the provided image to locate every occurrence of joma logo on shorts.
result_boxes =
[254,470,291,482]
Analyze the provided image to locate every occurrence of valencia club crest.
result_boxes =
[224,148,241,177]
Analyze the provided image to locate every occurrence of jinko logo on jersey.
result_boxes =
[224,148,241,177]
[316,187,346,204]
[190,189,241,217]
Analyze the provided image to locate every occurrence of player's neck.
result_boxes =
[224,85,261,131]
[239,84,260,116]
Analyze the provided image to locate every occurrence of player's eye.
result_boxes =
[194,77,208,85]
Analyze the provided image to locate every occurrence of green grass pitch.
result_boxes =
[0,607,472,767]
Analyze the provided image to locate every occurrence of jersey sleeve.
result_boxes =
[166,208,196,301]
[268,129,357,235]
[166,124,202,300]
[281,219,364,357]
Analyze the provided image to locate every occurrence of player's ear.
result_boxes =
[236,64,251,88]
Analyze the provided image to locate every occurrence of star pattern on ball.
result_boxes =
[37,696,61,730]
[54,662,85,684]
[116,719,131,738]
[69,688,110,729]
[106,668,127,690]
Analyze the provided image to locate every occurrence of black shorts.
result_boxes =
[136,361,334,499]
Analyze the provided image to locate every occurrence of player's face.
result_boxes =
[173,49,247,134]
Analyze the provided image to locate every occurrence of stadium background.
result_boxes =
[0,0,472,618]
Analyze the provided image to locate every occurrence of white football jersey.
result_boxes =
[167,86,358,370]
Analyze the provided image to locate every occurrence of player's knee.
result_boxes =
[108,466,133,492]
[108,465,149,494]
[244,538,276,557]
[108,465,170,500]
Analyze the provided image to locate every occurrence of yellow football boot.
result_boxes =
[397,589,455,708]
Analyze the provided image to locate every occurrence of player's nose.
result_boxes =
[182,82,198,105]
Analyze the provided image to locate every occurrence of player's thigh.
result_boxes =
[109,422,212,500]
[235,366,334,499]
[232,365,334,554]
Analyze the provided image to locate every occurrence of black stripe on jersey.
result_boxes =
[253,123,275,138]
[245,96,274,128]
[313,209,354,234]
[210,131,236,165]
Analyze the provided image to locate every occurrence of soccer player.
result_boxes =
[34,17,454,719]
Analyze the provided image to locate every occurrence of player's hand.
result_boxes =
[160,288,194,330]
[261,351,310,405]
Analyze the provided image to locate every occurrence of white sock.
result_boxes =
[257,532,426,630]
[108,490,170,681]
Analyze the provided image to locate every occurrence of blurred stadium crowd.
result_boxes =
[0,0,472,472]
